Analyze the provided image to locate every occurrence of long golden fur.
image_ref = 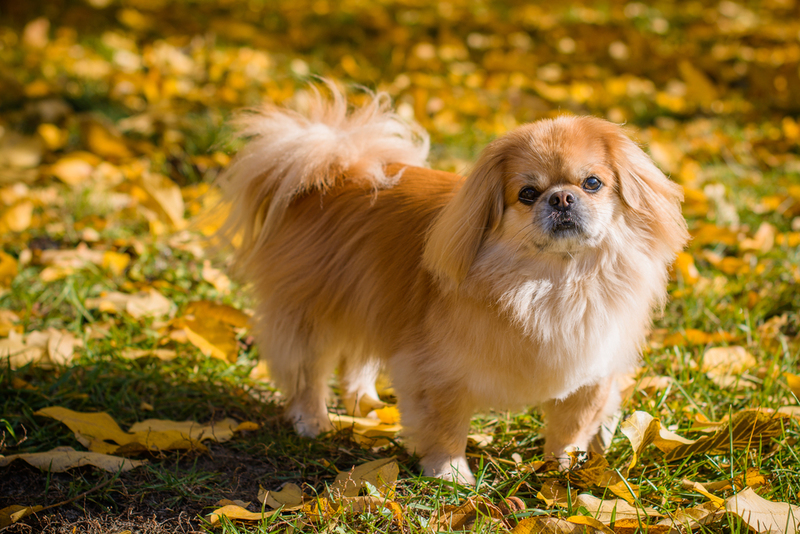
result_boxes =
[219,83,688,483]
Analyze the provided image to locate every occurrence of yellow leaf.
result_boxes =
[102,251,131,276]
[84,120,132,160]
[207,504,277,526]
[702,346,757,388]
[0,251,18,288]
[139,172,185,229]
[328,413,401,447]
[0,445,145,472]
[673,252,699,284]
[34,407,251,455]
[784,372,800,398]
[181,317,238,361]
[37,123,67,150]
[566,515,615,534]
[691,223,738,247]
[259,482,306,511]
[184,300,250,328]
[372,406,400,425]
[0,201,33,232]
[326,458,399,499]
[679,60,718,106]
[512,516,589,534]
[619,411,695,469]
[50,154,97,185]
[725,487,800,534]
[0,505,44,529]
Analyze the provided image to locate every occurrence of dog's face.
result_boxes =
[499,120,623,254]
[423,116,688,284]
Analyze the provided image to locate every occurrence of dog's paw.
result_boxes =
[422,455,476,485]
[286,405,333,438]
[545,445,587,470]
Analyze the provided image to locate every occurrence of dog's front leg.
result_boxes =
[541,375,620,467]
[398,384,476,485]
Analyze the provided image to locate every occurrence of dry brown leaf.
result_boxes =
[259,482,306,511]
[0,445,146,472]
[702,346,757,388]
[574,494,662,523]
[85,288,173,318]
[512,516,596,534]
[0,505,44,529]
[430,496,504,531]
[0,328,82,369]
[725,487,799,534]
[657,502,725,533]
[325,458,399,499]
[619,411,694,470]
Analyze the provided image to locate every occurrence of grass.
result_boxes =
[2,0,800,532]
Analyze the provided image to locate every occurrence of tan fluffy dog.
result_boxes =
[219,84,688,484]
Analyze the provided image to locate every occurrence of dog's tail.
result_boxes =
[217,81,430,268]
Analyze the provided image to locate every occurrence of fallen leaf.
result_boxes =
[657,502,725,533]
[35,407,253,455]
[566,515,614,534]
[0,328,82,369]
[619,411,694,470]
[259,482,306,511]
[725,487,799,534]
[0,445,145,472]
[574,494,662,523]
[431,496,504,531]
[207,504,277,526]
[85,288,173,318]
[326,458,399,499]
[0,251,18,288]
[512,516,596,534]
[0,201,33,232]
[138,172,185,229]
[328,413,402,448]
[0,505,44,529]
[202,261,231,293]
[785,373,800,399]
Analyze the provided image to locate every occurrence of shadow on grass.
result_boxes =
[1,355,412,533]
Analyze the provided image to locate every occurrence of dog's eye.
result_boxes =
[518,186,539,205]
[582,176,602,192]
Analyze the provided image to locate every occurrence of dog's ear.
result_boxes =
[423,140,506,286]
[612,132,689,256]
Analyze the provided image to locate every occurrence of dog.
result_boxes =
[218,83,688,484]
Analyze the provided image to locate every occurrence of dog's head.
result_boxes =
[423,116,689,285]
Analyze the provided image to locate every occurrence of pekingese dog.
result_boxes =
[219,83,688,484]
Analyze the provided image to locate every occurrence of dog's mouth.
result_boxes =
[548,212,580,234]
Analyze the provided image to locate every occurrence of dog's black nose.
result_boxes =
[548,191,574,211]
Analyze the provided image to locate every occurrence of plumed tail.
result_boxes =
[217,81,430,271]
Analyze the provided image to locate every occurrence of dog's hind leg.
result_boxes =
[339,358,387,416]
[257,313,335,438]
